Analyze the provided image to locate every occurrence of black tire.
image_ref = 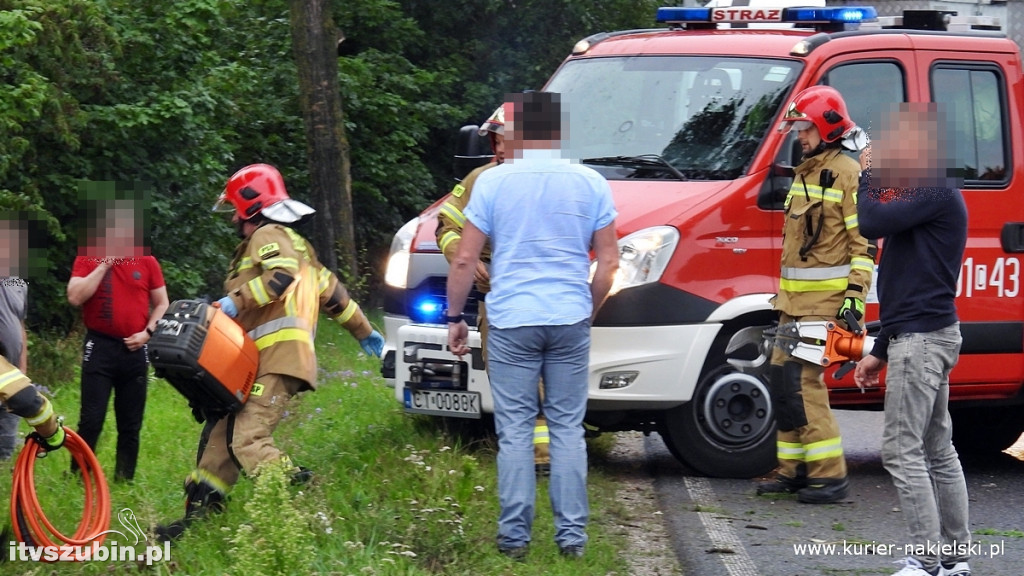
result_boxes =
[660,362,776,478]
[951,406,1023,460]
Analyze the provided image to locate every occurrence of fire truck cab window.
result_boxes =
[932,66,1008,185]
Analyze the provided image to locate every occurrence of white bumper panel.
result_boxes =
[382,314,412,388]
[392,321,723,414]
[587,323,722,410]
[394,323,494,413]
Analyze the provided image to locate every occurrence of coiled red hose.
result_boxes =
[10,427,111,561]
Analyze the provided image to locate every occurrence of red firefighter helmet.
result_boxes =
[213,163,314,224]
[777,85,857,143]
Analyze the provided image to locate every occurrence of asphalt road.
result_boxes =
[642,410,1024,576]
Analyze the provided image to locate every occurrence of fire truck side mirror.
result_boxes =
[452,124,495,182]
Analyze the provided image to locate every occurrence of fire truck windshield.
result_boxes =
[546,56,801,180]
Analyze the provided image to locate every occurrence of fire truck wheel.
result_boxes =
[659,363,776,478]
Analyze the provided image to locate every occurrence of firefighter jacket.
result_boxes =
[774,148,874,317]
[437,162,495,294]
[0,357,55,429]
[223,223,372,388]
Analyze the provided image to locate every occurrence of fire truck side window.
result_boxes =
[821,61,906,162]
[932,66,1008,185]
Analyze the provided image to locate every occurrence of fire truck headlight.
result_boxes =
[385,217,419,289]
[592,226,679,296]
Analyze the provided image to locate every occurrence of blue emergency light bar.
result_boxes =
[656,6,877,27]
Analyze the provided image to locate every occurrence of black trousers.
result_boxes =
[76,330,149,481]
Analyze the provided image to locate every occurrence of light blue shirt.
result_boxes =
[464,148,617,328]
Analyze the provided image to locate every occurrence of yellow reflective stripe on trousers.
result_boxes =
[438,230,461,253]
[777,441,805,461]
[804,437,844,462]
[25,398,53,427]
[439,202,466,227]
[533,425,550,446]
[190,468,231,495]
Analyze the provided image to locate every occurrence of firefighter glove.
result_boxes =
[28,425,65,456]
[359,330,384,358]
[216,296,238,318]
[838,297,864,322]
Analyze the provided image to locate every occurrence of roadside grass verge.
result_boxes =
[2,317,632,575]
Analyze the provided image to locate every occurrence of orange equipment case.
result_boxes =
[150,299,259,413]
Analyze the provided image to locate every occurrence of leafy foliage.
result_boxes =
[1,0,657,331]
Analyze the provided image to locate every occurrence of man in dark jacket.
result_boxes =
[854,103,970,576]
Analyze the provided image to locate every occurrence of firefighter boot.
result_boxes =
[154,474,227,542]
[797,477,849,504]
[756,463,807,495]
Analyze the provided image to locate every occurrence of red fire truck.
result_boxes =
[380,5,1024,478]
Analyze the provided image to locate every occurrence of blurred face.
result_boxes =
[82,203,145,259]
[797,124,822,154]
[872,104,948,188]
[491,133,506,163]
[0,224,24,277]
[232,211,259,239]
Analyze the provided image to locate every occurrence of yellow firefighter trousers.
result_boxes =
[479,302,550,465]
[197,373,304,488]
[770,313,847,481]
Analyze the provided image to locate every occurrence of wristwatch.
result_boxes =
[445,312,465,324]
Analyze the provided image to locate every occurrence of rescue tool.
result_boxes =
[767,311,877,383]
[149,299,259,419]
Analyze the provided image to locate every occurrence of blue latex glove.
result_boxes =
[359,330,384,358]
[216,296,238,318]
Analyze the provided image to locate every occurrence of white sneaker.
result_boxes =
[891,557,939,576]
[941,561,971,576]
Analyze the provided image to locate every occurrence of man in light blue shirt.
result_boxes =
[446,91,619,560]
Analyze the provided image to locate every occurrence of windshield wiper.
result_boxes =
[581,154,687,181]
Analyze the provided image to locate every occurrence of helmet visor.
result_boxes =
[211,194,235,214]
[777,119,814,134]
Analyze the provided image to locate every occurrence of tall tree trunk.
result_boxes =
[289,0,356,277]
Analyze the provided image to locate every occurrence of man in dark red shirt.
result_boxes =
[67,197,169,482]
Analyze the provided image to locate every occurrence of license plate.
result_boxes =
[403,387,481,419]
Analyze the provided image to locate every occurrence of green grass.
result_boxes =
[2,317,635,575]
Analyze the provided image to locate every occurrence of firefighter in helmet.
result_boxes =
[156,163,384,540]
[436,106,551,476]
[757,85,873,503]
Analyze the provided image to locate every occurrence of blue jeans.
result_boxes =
[881,323,970,571]
[487,321,590,549]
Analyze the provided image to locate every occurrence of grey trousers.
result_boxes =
[881,323,970,571]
